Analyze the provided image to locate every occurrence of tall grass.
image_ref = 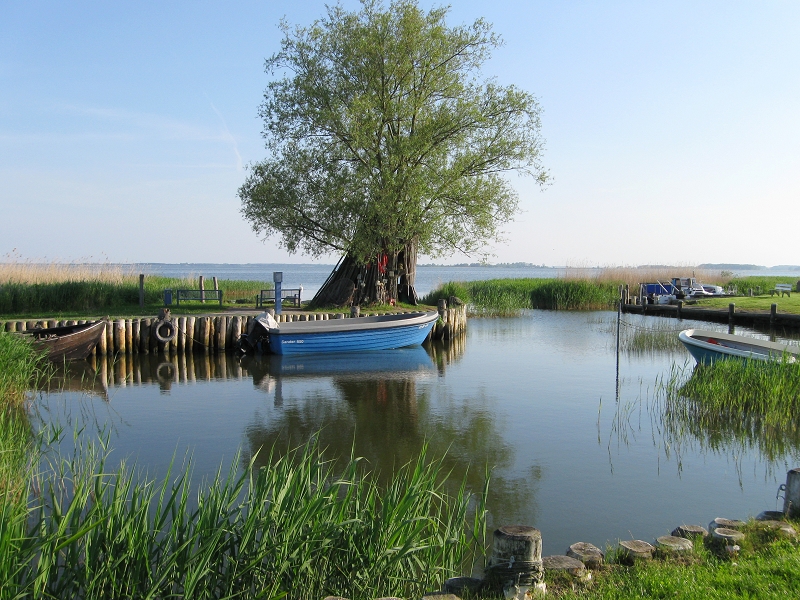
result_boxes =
[725,275,799,296]
[0,270,270,315]
[422,267,730,314]
[655,359,800,462]
[0,333,47,517]
[0,333,47,408]
[422,278,621,313]
[1,436,487,599]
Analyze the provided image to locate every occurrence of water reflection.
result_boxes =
[240,340,536,525]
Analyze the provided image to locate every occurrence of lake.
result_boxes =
[35,310,800,557]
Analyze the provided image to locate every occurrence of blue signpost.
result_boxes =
[273,271,283,315]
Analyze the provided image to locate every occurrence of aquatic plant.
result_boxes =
[0,273,269,315]
[421,278,620,313]
[0,333,47,408]
[1,435,487,599]
[654,359,800,464]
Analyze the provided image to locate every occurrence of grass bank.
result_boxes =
[695,294,800,315]
[549,522,800,599]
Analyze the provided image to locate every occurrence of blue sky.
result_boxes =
[1,1,798,266]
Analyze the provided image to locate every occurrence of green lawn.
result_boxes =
[693,294,800,315]
[550,523,800,599]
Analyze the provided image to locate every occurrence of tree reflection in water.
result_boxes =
[241,337,540,528]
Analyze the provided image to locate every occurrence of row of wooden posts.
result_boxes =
[2,302,468,355]
[617,285,800,329]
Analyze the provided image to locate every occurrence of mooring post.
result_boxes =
[728,303,735,325]
[273,271,283,315]
[139,274,145,309]
[677,300,683,320]
[485,526,544,598]
[784,468,800,518]
[771,303,777,326]
[199,276,205,303]
[213,277,219,294]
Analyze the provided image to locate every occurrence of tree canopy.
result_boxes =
[239,0,548,272]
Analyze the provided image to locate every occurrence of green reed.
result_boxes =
[0,276,270,316]
[653,358,800,463]
[1,435,487,600]
[421,278,620,314]
[0,333,48,409]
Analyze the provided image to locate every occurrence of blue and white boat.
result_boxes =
[253,311,440,355]
[678,329,799,365]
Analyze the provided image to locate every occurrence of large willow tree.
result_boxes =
[239,0,548,306]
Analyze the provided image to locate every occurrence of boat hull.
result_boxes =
[678,329,799,365]
[25,320,106,362]
[267,311,439,355]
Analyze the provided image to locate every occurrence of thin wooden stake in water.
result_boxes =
[139,274,145,309]
[616,286,622,402]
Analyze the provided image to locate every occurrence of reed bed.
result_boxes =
[422,278,621,314]
[581,265,724,290]
[0,270,268,315]
[592,315,687,354]
[0,333,46,512]
[1,436,487,599]
[0,333,47,408]
[653,359,800,463]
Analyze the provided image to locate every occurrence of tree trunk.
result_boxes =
[311,241,419,308]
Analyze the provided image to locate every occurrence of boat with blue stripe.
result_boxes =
[678,329,799,365]
[257,311,440,355]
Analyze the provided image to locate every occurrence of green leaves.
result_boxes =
[241,0,548,263]
[1,435,487,599]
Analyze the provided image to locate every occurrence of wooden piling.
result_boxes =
[199,275,205,303]
[177,316,186,352]
[139,274,145,309]
[125,319,133,353]
[225,316,234,348]
[771,303,777,325]
[141,319,151,353]
[105,319,113,353]
[728,303,735,326]
[132,319,140,352]
[217,316,227,351]
[186,316,196,350]
[200,317,210,353]
[97,321,107,354]
[114,319,126,354]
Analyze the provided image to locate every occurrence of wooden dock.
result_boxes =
[622,302,800,330]
[2,301,467,356]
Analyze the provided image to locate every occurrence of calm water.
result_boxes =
[35,311,800,556]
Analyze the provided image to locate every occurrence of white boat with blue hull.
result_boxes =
[678,329,799,365]
[251,311,440,355]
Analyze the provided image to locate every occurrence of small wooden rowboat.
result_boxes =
[252,311,440,355]
[678,329,799,365]
[24,320,106,362]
